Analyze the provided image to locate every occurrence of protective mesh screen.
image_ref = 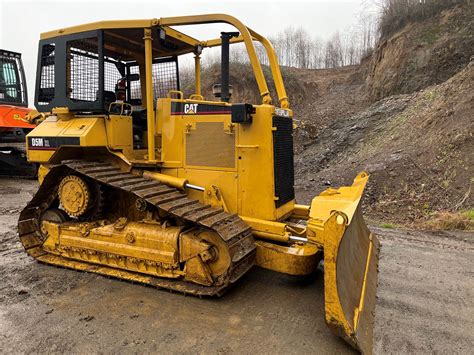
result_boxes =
[152,60,178,98]
[129,65,141,100]
[104,60,122,93]
[67,38,99,102]
[128,58,178,102]
[38,44,55,105]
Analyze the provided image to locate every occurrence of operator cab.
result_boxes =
[35,28,190,149]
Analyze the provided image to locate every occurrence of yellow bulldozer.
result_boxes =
[19,14,379,353]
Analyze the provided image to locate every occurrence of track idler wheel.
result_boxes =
[180,228,232,286]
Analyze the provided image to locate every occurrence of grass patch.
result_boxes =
[463,209,474,220]
[380,222,396,229]
[422,210,474,231]
[423,90,438,101]
[417,25,442,45]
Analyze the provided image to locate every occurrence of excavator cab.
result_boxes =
[0,49,28,107]
[0,49,36,177]
[22,15,379,353]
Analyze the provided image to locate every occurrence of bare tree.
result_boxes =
[200,10,381,71]
[377,0,466,38]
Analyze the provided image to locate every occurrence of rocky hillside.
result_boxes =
[182,3,473,228]
[366,3,473,100]
[295,61,473,227]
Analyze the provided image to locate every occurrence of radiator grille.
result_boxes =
[272,116,295,207]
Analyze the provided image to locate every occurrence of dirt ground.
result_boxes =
[1,179,473,354]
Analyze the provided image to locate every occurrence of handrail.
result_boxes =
[158,14,287,107]
[247,29,289,109]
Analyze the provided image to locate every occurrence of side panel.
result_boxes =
[161,99,239,212]
[105,114,133,152]
[160,99,183,167]
[0,105,34,128]
[26,117,107,163]
[158,99,294,220]
[238,105,295,221]
[237,105,276,220]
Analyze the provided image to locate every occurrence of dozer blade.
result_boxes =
[309,172,380,354]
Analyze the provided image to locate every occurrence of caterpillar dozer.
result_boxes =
[0,49,37,177]
[19,15,379,353]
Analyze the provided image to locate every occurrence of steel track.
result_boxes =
[18,160,256,296]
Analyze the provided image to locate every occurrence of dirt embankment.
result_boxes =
[294,4,473,227]
[366,4,474,100]
[295,61,473,226]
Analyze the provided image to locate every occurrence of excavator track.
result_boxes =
[18,160,256,296]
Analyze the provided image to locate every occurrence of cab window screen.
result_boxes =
[0,61,18,100]
[0,52,28,106]
[104,59,123,93]
[152,60,179,98]
[129,65,141,100]
[38,44,55,105]
[127,56,179,102]
[67,38,99,102]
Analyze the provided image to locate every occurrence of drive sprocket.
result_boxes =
[58,175,91,217]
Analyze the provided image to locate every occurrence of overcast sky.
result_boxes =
[0,0,376,105]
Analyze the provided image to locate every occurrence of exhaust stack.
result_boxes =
[220,31,239,102]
